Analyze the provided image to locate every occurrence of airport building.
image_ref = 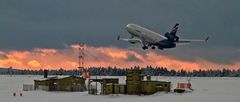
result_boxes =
[89,68,171,95]
[34,74,87,92]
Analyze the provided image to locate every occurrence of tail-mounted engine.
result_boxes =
[164,32,179,42]
[164,23,180,42]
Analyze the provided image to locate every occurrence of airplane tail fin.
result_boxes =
[174,23,179,28]
[170,23,179,34]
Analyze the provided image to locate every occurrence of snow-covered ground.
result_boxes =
[0,75,240,102]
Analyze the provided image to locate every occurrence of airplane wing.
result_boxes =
[117,35,142,43]
[176,36,209,44]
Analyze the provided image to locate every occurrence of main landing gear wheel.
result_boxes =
[151,46,155,49]
[142,46,148,50]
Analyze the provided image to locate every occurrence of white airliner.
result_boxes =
[118,23,209,50]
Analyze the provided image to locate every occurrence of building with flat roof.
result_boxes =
[34,76,86,92]
[89,69,171,95]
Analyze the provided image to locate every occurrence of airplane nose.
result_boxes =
[127,24,131,27]
[126,24,133,29]
[126,24,130,29]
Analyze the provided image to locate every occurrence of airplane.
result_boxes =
[117,23,209,50]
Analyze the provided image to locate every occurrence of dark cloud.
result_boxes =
[0,0,239,65]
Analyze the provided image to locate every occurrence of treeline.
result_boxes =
[2,66,240,77]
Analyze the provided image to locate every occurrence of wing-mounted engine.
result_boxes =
[128,38,142,44]
[127,36,140,44]
[117,35,142,44]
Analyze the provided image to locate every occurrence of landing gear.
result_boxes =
[158,46,163,50]
[151,46,155,49]
[142,46,148,50]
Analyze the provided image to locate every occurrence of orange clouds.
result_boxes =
[28,60,41,68]
[0,45,239,70]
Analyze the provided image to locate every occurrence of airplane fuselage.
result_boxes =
[126,24,176,49]
[126,24,165,44]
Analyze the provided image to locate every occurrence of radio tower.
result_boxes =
[78,43,85,76]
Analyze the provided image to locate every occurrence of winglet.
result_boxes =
[117,35,120,40]
[174,23,179,27]
[205,36,209,43]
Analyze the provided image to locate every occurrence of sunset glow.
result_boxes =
[0,45,239,70]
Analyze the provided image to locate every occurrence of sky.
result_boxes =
[0,0,239,70]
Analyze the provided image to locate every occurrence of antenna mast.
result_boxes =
[78,42,84,76]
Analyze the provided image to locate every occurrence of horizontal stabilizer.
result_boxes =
[176,36,209,44]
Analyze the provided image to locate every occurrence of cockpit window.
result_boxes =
[135,30,141,33]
